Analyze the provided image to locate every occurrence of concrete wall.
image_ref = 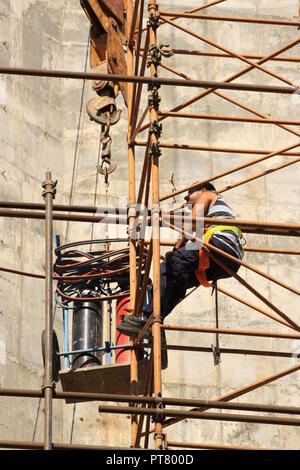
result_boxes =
[0,0,299,449]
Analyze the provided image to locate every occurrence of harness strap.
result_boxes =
[195,225,243,288]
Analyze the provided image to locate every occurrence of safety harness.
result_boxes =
[194,225,243,288]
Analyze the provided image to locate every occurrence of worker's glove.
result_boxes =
[164,251,174,260]
[165,246,177,260]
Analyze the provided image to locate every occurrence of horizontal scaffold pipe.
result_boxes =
[0,440,136,451]
[0,201,128,215]
[0,389,299,426]
[167,214,300,235]
[142,49,300,63]
[0,67,298,95]
[0,205,299,234]
[144,240,300,255]
[165,345,298,358]
[134,140,300,157]
[0,388,300,415]
[0,208,127,224]
[167,441,270,451]
[159,12,300,27]
[159,111,300,126]
[162,324,300,340]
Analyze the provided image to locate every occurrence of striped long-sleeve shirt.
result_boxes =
[205,193,243,259]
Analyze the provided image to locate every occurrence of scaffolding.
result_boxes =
[0,0,300,450]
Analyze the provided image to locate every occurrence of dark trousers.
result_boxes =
[144,237,241,320]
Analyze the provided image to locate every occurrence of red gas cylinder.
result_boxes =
[116,297,144,364]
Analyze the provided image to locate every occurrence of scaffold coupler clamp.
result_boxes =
[148,77,161,113]
[211,343,221,366]
[150,120,162,140]
[105,341,111,354]
[152,392,166,424]
[127,203,140,241]
[149,141,161,159]
[147,5,160,30]
[154,432,167,451]
[147,44,162,68]
[42,179,57,199]
[41,381,56,396]
[147,43,174,68]
[159,43,174,58]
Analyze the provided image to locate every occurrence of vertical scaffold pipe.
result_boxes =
[126,0,139,447]
[148,0,164,450]
[42,172,56,450]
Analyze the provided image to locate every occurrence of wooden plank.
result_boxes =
[59,361,149,403]
[102,0,124,24]
[85,0,126,44]
[90,26,107,67]
[107,17,128,105]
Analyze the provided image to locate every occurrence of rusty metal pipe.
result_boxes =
[167,441,269,450]
[243,247,300,255]
[160,140,300,201]
[2,202,300,231]
[0,66,298,94]
[0,208,299,240]
[0,208,127,224]
[0,207,299,239]
[130,15,149,135]
[219,157,300,193]
[160,12,300,27]
[162,324,300,341]
[134,140,300,157]
[136,0,240,36]
[140,48,300,63]
[1,396,290,426]
[159,364,300,432]
[143,240,300,255]
[0,201,127,214]
[217,286,297,331]
[42,172,55,450]
[1,388,300,415]
[138,36,300,136]
[158,56,300,143]
[161,18,295,87]
[126,0,139,447]
[1,202,300,233]
[94,404,300,426]
[0,440,138,450]
[160,111,300,126]
[128,0,140,48]
[148,0,164,450]
[166,214,300,233]
[166,345,298,358]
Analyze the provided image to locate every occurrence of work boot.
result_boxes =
[125,314,153,339]
[116,321,141,338]
[117,315,152,339]
[123,314,148,327]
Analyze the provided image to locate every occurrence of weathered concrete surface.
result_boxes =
[0,0,299,450]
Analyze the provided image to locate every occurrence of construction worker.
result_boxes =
[117,183,244,338]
